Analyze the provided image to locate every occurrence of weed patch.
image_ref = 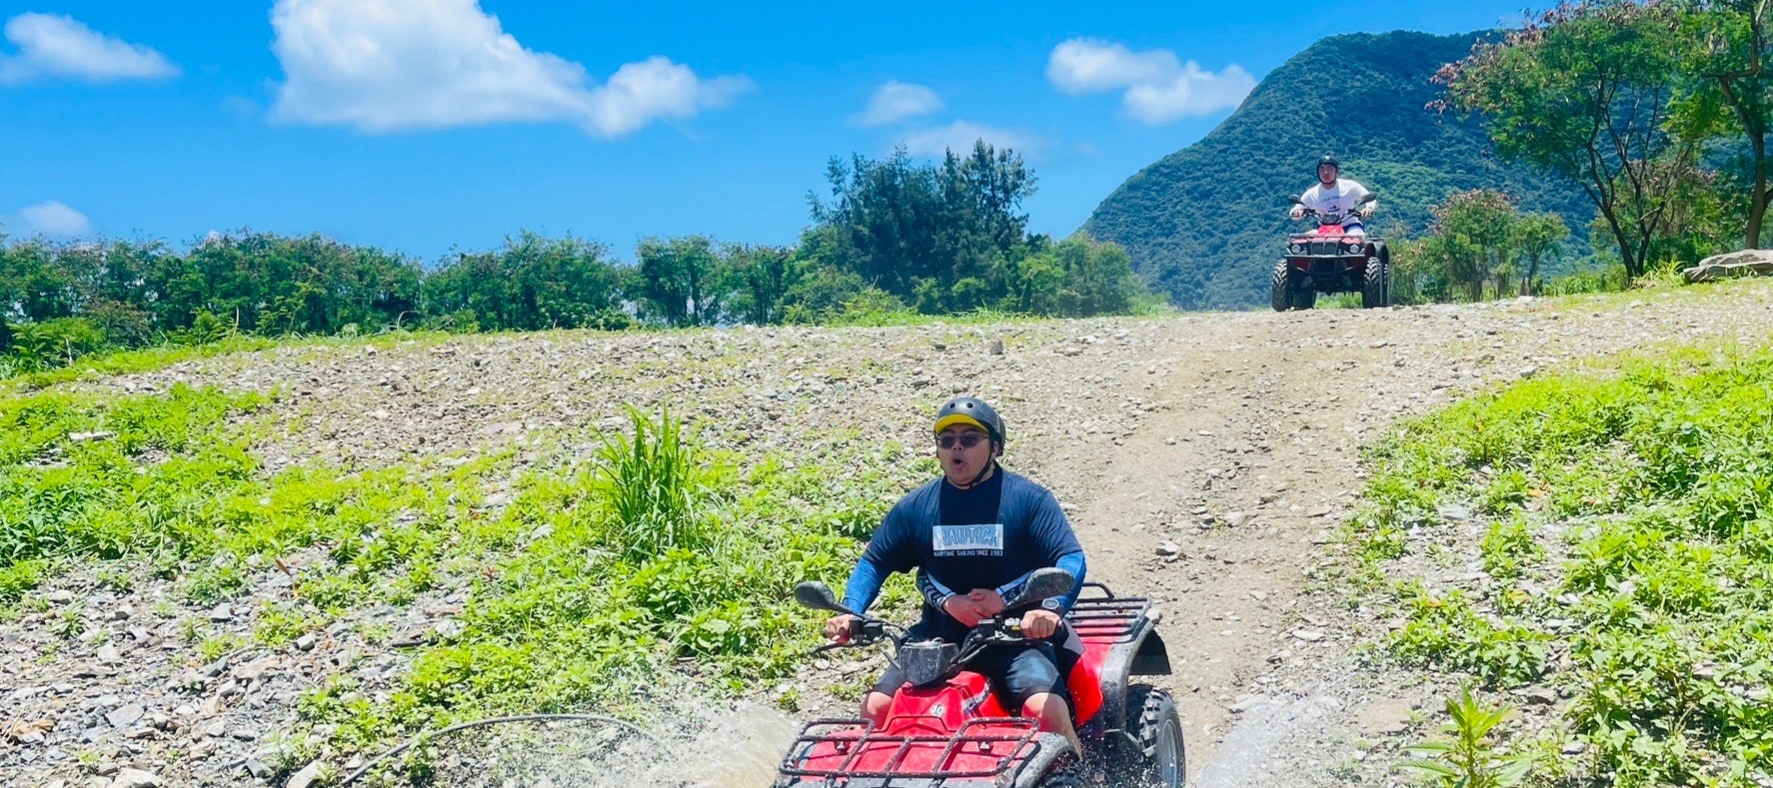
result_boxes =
[1354,344,1773,785]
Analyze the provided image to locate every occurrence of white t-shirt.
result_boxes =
[1298,178,1374,224]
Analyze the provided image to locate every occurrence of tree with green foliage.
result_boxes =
[636,235,723,327]
[1397,191,1570,301]
[1510,212,1571,294]
[0,239,75,322]
[723,244,800,325]
[1412,190,1520,301]
[1018,234,1150,317]
[1436,1,1695,278]
[811,140,1039,313]
[424,232,626,332]
[1676,0,1773,248]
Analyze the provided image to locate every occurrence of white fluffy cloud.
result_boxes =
[901,121,1042,158]
[0,13,177,84]
[1047,38,1254,124]
[857,81,943,126]
[269,0,751,136]
[6,201,93,237]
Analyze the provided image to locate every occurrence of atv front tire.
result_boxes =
[1361,243,1390,308]
[1112,685,1185,787]
[1270,260,1293,312]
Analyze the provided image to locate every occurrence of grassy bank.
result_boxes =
[1347,344,1773,785]
[0,367,926,780]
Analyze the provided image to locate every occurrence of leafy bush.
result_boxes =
[9,317,108,370]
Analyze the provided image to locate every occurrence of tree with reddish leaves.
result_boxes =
[1435,1,1696,278]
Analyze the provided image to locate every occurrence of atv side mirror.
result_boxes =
[1357,193,1377,205]
[1288,196,1303,205]
[794,581,847,613]
[1003,568,1075,615]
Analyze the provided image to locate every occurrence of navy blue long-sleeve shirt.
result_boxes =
[840,467,1086,636]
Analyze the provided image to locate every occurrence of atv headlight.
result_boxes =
[1345,242,1364,254]
[900,640,959,687]
[1288,243,1305,254]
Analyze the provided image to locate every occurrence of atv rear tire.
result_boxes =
[1290,285,1316,310]
[1036,767,1085,787]
[1270,260,1293,312]
[1361,243,1390,309]
[1112,685,1185,787]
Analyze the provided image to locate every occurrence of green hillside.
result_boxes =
[1084,30,1593,311]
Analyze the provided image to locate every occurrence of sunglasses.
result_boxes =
[937,433,989,450]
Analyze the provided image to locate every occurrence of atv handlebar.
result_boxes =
[811,618,891,656]
[796,569,1075,684]
[1290,192,1376,222]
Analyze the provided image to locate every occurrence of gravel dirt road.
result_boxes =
[6,280,1773,787]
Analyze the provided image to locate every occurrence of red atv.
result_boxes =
[1272,193,1390,311]
[776,568,1182,787]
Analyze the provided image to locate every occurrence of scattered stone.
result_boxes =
[208,604,234,622]
[108,768,159,788]
[1436,504,1472,521]
[1291,629,1325,643]
[105,704,144,730]
[1516,686,1559,706]
[287,760,327,788]
[1230,694,1268,714]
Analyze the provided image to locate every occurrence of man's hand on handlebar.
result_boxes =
[823,613,860,643]
[1020,609,1062,640]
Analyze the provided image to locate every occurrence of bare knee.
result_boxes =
[862,691,892,724]
[1023,692,1071,723]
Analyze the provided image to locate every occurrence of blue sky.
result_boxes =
[0,1,1534,265]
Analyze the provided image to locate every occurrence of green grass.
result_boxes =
[1351,343,1773,786]
[303,415,929,763]
[0,352,928,776]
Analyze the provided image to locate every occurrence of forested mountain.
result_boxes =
[1084,30,1594,311]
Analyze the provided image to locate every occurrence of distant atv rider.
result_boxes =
[1290,155,1376,234]
[822,396,1090,753]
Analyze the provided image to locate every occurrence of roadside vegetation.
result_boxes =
[1345,342,1773,786]
[0,141,1164,377]
[0,375,928,778]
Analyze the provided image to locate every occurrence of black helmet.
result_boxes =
[1317,155,1339,173]
[934,396,1006,445]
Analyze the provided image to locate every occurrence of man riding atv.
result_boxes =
[821,396,1091,755]
[1290,155,1376,234]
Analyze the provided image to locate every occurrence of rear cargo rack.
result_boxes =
[1067,586,1150,646]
